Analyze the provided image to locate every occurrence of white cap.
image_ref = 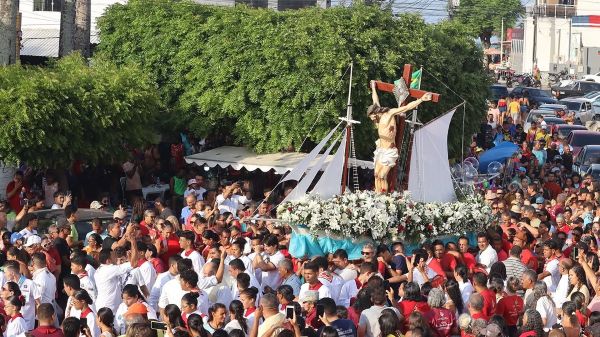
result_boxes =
[24,235,42,247]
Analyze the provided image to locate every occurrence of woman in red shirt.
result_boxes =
[397,282,431,334]
[495,277,524,337]
[156,221,181,265]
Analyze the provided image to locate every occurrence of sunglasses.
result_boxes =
[361,251,373,255]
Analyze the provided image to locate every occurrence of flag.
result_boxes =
[410,69,422,89]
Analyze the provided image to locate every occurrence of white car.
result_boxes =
[583,72,600,83]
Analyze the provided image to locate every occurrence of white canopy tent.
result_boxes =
[185,146,373,175]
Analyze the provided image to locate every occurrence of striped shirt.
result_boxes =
[503,256,528,280]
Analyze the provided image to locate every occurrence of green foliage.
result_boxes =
[97,1,488,159]
[0,54,162,168]
[454,0,524,47]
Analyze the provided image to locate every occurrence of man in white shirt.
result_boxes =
[18,214,39,240]
[228,260,261,299]
[538,239,561,293]
[179,269,210,316]
[149,255,181,311]
[184,179,207,200]
[252,235,284,292]
[299,261,332,302]
[159,259,193,315]
[216,182,248,214]
[358,287,399,337]
[476,232,498,272]
[4,260,39,330]
[332,249,358,282]
[552,258,573,308]
[95,239,138,313]
[179,230,205,275]
[407,251,437,287]
[70,255,96,302]
[31,253,57,305]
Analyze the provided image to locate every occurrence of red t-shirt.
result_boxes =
[497,249,508,262]
[398,300,431,333]
[31,326,65,337]
[138,221,151,236]
[495,294,524,326]
[425,307,456,337]
[471,312,489,321]
[462,252,476,271]
[480,289,497,318]
[519,331,537,337]
[6,181,27,213]
[428,258,445,276]
[159,233,181,264]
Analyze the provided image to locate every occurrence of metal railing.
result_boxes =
[531,3,577,18]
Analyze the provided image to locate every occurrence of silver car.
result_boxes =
[558,97,596,123]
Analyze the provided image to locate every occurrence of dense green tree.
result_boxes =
[96,1,489,159]
[0,55,162,168]
[454,0,524,49]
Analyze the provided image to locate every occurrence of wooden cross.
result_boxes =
[371,64,441,191]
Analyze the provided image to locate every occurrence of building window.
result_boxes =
[33,0,62,12]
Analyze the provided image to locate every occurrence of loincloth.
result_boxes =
[373,146,399,167]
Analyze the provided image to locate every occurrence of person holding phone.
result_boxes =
[300,290,322,330]
[316,297,356,337]
[72,289,100,337]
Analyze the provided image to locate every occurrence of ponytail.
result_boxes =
[229,300,248,333]
[7,295,24,309]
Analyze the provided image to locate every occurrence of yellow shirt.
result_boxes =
[508,101,520,114]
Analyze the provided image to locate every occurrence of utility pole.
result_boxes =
[500,18,504,65]
[0,0,19,65]
[73,0,91,57]
[59,0,76,56]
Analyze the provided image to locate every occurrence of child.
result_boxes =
[73,289,100,337]
[4,296,26,337]
[181,292,205,326]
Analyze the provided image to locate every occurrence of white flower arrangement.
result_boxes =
[277,191,492,242]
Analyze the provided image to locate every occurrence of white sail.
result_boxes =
[311,130,347,199]
[282,135,340,203]
[281,122,342,183]
[408,108,457,203]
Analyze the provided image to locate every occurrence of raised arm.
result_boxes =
[388,92,433,117]
[370,80,381,106]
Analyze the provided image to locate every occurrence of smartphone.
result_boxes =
[572,247,579,259]
[316,304,324,318]
[80,321,88,333]
[286,305,295,319]
[150,321,167,330]
[383,279,391,291]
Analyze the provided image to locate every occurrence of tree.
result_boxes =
[454,0,523,49]
[0,55,162,168]
[59,0,76,56]
[96,0,488,159]
[0,0,19,65]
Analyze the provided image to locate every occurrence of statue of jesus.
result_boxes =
[368,80,432,193]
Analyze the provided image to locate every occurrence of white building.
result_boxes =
[519,0,600,75]
[19,0,329,59]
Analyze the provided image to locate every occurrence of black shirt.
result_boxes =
[102,235,119,250]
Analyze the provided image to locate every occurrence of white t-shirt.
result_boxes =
[409,267,437,287]
[158,277,188,309]
[139,260,158,290]
[95,263,133,313]
[536,296,557,331]
[32,267,56,304]
[335,267,358,282]
[149,271,176,312]
[338,278,359,307]
[18,276,39,330]
[553,274,570,308]
[299,282,332,303]
[459,280,475,308]
[318,272,344,304]
[543,258,561,293]
[477,245,499,272]
[115,302,158,334]
[79,274,97,302]
[18,227,37,239]
[216,194,248,214]
[259,251,285,291]
[359,305,399,337]
[5,316,27,337]
[181,250,206,276]
[80,309,100,337]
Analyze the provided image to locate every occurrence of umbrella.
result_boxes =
[478,141,519,173]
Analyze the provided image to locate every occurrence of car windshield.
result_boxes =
[572,134,600,147]
[584,91,599,98]
[491,86,508,98]
[559,127,583,138]
[583,150,600,165]
[528,89,552,98]
[562,101,582,111]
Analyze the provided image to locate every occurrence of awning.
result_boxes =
[185,146,374,175]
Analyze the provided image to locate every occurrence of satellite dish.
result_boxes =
[464,157,480,170]
[488,161,504,175]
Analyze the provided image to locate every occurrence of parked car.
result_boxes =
[552,81,600,100]
[538,103,569,113]
[524,110,558,131]
[489,84,509,104]
[583,72,600,83]
[567,130,600,156]
[573,145,600,175]
[586,164,600,180]
[554,124,587,139]
[511,87,558,108]
[558,98,596,123]
[544,116,567,130]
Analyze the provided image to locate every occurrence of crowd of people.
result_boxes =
[0,97,600,337]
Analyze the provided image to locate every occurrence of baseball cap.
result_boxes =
[10,232,23,245]
[24,235,42,247]
[90,201,102,210]
[125,302,148,316]
[113,209,126,220]
[518,167,527,172]
[187,179,197,186]
[299,290,319,303]
[535,196,545,204]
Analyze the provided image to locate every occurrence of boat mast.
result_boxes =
[340,62,359,193]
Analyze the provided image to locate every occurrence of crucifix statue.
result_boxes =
[369,64,440,193]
